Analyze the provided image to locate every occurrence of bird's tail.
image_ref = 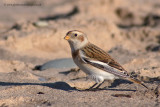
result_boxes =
[127,78,148,89]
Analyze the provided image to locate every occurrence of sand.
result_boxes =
[0,0,160,107]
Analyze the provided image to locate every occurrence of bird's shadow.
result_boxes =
[0,81,75,92]
[101,79,136,92]
[108,79,133,88]
[0,79,136,92]
[78,79,136,92]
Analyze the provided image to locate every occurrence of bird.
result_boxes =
[64,30,148,90]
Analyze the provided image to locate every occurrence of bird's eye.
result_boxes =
[74,34,77,37]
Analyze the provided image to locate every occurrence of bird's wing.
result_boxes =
[80,52,148,89]
[79,43,148,89]
[80,43,129,78]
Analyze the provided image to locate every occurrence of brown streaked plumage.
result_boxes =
[72,50,79,59]
[81,43,126,71]
[64,30,148,90]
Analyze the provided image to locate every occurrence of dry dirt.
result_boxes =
[0,0,160,107]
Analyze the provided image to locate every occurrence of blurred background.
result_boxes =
[0,0,160,63]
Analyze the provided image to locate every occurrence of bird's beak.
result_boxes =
[64,35,70,40]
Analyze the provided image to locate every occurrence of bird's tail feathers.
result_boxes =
[127,78,148,89]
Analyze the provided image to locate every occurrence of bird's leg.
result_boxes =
[84,81,106,91]
[83,83,98,91]
[95,81,105,89]
[88,83,98,90]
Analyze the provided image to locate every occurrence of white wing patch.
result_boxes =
[88,60,108,66]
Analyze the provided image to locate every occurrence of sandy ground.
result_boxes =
[0,0,160,107]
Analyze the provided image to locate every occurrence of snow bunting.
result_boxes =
[64,30,148,90]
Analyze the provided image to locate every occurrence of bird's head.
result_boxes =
[64,30,88,51]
